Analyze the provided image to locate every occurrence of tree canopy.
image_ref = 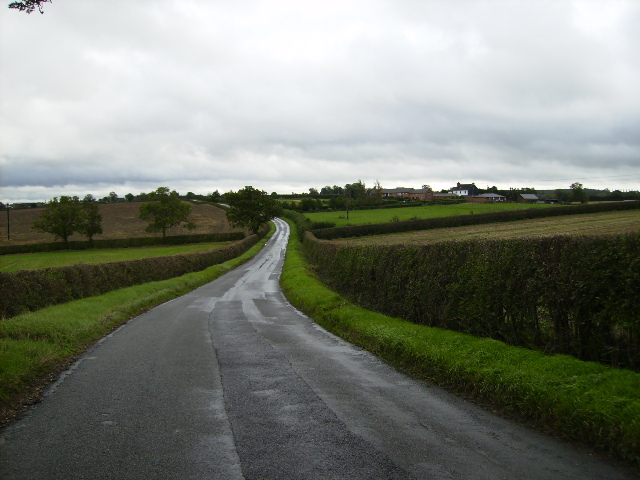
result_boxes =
[138,187,195,239]
[32,195,103,247]
[224,186,282,234]
[8,0,50,14]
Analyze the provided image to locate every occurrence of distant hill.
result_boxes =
[0,202,241,246]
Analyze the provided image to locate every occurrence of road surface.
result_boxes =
[0,218,635,479]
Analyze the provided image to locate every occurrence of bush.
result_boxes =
[0,232,246,255]
[304,231,640,369]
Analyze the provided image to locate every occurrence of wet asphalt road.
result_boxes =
[0,218,636,479]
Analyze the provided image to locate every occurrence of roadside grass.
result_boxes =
[279,218,640,465]
[0,223,275,423]
[0,242,234,272]
[304,202,554,227]
[339,210,640,245]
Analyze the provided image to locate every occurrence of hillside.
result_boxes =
[0,202,240,246]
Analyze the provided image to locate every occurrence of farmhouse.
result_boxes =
[450,182,480,197]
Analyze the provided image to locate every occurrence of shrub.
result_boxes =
[304,231,640,369]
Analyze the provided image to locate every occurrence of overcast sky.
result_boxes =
[1,0,638,202]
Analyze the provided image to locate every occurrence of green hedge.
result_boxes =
[311,201,640,240]
[0,225,268,318]
[281,218,640,466]
[304,231,640,370]
[0,232,246,255]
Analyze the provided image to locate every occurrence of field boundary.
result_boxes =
[311,200,640,240]
[0,231,245,255]
[0,224,269,318]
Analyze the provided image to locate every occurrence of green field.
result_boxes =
[0,242,233,272]
[304,202,555,227]
[339,210,640,245]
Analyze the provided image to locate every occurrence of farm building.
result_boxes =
[467,193,507,203]
[449,182,480,197]
[518,193,540,203]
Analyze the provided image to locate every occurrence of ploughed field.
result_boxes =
[336,209,640,245]
[0,202,236,246]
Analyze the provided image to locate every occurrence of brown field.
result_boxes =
[338,210,640,246]
[0,202,242,246]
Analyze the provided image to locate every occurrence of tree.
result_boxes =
[209,190,222,202]
[224,186,282,234]
[79,194,103,244]
[125,193,135,202]
[570,182,589,204]
[32,196,84,247]
[8,0,50,14]
[139,187,195,239]
[108,191,119,203]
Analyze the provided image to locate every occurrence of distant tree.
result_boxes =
[345,180,368,207]
[309,187,319,196]
[224,186,282,234]
[125,193,135,202]
[373,180,384,205]
[186,192,195,200]
[136,192,149,202]
[8,0,50,14]
[32,196,84,248]
[139,187,195,239]
[108,191,119,203]
[570,182,589,204]
[209,190,222,202]
[79,194,103,244]
[554,189,571,203]
[328,196,346,210]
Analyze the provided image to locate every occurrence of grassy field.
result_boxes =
[0,202,240,247]
[339,210,640,245]
[304,202,555,227]
[0,242,235,272]
[279,217,640,467]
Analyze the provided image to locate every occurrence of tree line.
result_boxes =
[29,186,281,247]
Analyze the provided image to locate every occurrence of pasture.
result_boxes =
[339,209,640,245]
[304,202,555,227]
[0,242,234,272]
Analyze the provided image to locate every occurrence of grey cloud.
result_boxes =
[1,0,638,203]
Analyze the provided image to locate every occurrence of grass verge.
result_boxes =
[279,218,640,466]
[0,223,275,425]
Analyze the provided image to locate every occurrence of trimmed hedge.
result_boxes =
[312,200,640,240]
[0,225,268,318]
[304,231,640,370]
[0,232,246,256]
